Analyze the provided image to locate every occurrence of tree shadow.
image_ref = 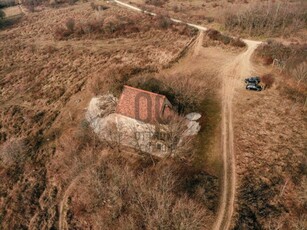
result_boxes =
[0,14,24,31]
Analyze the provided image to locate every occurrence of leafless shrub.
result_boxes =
[255,41,292,63]
[170,196,209,230]
[224,2,307,36]
[90,2,98,11]
[161,72,217,112]
[68,0,76,5]
[160,116,196,158]
[101,122,124,152]
[172,4,181,12]
[53,26,72,40]
[156,13,172,29]
[203,16,214,24]
[145,0,168,7]
[65,18,75,32]
[290,62,307,85]
[0,138,26,167]
[261,74,275,89]
[22,0,38,12]
[256,41,307,103]
[206,29,229,43]
[129,72,217,113]
[230,37,246,48]
[68,158,212,229]
[49,0,57,7]
[90,76,106,96]
[206,29,246,47]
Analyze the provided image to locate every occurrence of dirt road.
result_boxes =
[213,40,261,230]
[101,1,263,229]
[113,0,208,31]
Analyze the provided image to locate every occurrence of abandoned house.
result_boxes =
[86,85,200,156]
[116,85,175,124]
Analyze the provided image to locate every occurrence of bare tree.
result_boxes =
[161,72,218,111]
[261,74,275,89]
[288,62,307,108]
[101,121,124,152]
[292,62,307,85]
[151,116,195,159]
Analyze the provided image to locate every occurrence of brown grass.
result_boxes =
[233,82,307,228]
[0,3,197,228]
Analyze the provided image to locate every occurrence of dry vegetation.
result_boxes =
[232,38,306,229]
[0,2,221,229]
[254,40,307,104]
[233,84,307,229]
[44,128,218,229]
[124,0,307,41]
[203,29,246,49]
[1,0,306,229]
[223,1,307,37]
[54,11,196,40]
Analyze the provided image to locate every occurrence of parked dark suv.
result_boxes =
[246,83,262,91]
[245,76,260,84]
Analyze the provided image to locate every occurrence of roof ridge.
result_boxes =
[124,85,166,98]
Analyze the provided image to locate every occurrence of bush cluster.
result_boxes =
[255,40,307,102]
[54,16,144,40]
[206,29,246,48]
[65,155,218,229]
[54,14,194,40]
[224,2,307,36]
[145,0,168,7]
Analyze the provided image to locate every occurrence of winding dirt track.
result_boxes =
[213,40,261,230]
[58,175,81,230]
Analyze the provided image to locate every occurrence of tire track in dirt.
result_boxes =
[213,40,261,230]
[58,174,82,230]
[58,151,110,230]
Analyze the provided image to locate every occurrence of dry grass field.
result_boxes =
[233,78,306,229]
[0,0,306,229]
[0,2,221,229]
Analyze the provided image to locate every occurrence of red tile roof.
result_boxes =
[116,85,174,124]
